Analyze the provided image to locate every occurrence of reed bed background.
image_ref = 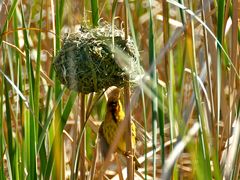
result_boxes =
[0,0,239,179]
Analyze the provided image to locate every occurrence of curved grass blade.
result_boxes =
[161,123,200,179]
[166,0,239,78]
[43,90,77,178]
[91,0,99,27]
[37,87,66,153]
[0,69,30,111]
[0,0,18,45]
[148,1,158,179]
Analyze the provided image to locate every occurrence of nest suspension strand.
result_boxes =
[53,23,142,94]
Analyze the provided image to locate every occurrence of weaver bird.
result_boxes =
[98,87,141,168]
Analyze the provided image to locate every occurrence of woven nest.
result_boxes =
[53,23,142,94]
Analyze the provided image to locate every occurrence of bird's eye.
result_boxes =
[110,101,117,107]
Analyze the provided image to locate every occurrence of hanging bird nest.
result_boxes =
[53,23,142,94]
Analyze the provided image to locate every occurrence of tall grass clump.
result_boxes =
[0,0,239,179]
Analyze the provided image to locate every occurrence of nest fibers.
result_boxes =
[53,24,142,94]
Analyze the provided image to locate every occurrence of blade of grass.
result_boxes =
[110,0,118,52]
[158,86,165,166]
[80,94,86,180]
[0,57,5,180]
[140,89,148,178]
[34,0,43,134]
[5,27,21,178]
[0,0,18,46]
[229,0,239,157]
[20,2,37,178]
[0,69,30,110]
[44,91,77,179]
[161,122,200,179]
[59,0,65,24]
[13,8,23,180]
[52,0,65,178]
[216,0,225,156]
[185,1,215,179]
[166,0,239,78]
[91,0,99,27]
[162,0,170,81]
[223,117,240,179]
[3,64,15,179]
[37,87,66,153]
[177,0,186,24]
[168,51,180,179]
[148,1,158,179]
[200,0,215,139]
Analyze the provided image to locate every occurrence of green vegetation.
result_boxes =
[0,0,239,179]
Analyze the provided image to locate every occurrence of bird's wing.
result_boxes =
[132,117,152,142]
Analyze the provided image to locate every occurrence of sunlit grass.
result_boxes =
[0,0,239,179]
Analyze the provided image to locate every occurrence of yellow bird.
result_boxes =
[98,87,140,168]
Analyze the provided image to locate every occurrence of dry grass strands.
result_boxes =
[53,23,141,94]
